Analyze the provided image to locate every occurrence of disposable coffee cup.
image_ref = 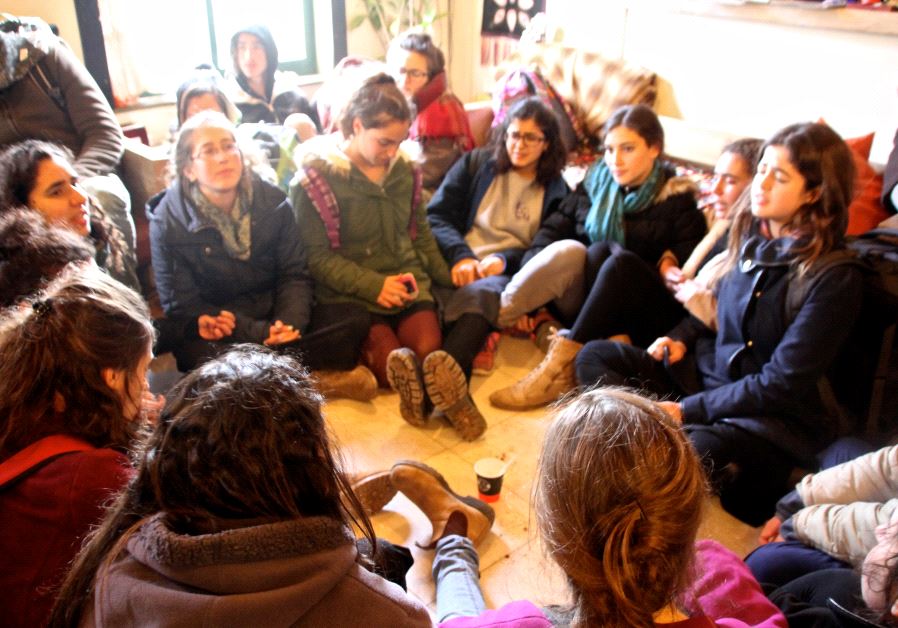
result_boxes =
[474,457,506,503]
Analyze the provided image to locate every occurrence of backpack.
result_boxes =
[491,67,585,154]
[0,435,94,491]
[296,165,423,250]
[786,228,898,440]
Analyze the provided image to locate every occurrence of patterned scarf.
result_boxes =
[189,176,253,261]
[583,160,662,245]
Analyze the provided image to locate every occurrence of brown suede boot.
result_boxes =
[488,333,582,410]
[314,365,378,402]
[347,470,397,515]
[422,350,486,441]
[390,460,495,549]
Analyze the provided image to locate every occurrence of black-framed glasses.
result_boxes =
[506,131,546,146]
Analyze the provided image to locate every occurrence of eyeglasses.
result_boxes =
[397,67,428,80]
[506,131,546,146]
[192,141,240,162]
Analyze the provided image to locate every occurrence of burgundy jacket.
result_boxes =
[0,448,131,627]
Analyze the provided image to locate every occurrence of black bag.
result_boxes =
[787,228,898,440]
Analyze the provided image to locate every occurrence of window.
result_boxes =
[95,0,321,105]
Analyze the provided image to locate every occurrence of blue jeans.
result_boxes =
[432,535,486,622]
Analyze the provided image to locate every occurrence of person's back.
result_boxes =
[0,266,154,627]
[50,346,431,627]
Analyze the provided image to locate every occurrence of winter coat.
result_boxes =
[292,134,452,315]
[524,162,705,268]
[0,19,123,177]
[787,445,898,566]
[672,233,864,462]
[427,148,569,273]
[83,514,432,627]
[0,445,131,628]
[147,175,313,347]
[409,71,475,190]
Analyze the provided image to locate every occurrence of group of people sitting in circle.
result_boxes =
[2,15,898,628]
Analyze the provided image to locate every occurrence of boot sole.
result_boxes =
[386,349,427,427]
[423,351,487,441]
[390,459,496,533]
[350,470,397,515]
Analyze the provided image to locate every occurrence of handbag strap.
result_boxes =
[0,434,95,490]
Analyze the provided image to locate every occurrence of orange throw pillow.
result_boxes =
[844,132,887,235]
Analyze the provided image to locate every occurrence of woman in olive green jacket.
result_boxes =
[293,74,477,436]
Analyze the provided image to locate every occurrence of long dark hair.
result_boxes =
[0,264,154,459]
[602,104,665,153]
[536,388,706,627]
[493,96,567,187]
[49,345,376,627]
[0,208,95,307]
[0,139,129,276]
[725,122,854,276]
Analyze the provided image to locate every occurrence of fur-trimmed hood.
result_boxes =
[295,132,417,182]
[86,513,431,627]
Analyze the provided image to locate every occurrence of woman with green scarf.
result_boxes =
[490,104,706,410]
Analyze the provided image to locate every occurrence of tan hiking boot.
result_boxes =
[422,350,486,441]
[347,470,397,515]
[390,460,495,549]
[314,365,378,402]
[386,348,428,427]
[489,334,582,410]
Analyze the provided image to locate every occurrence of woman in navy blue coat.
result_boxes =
[576,122,864,525]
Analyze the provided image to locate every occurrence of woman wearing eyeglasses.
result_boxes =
[147,111,374,399]
[387,31,475,191]
[423,96,568,436]
[490,103,706,410]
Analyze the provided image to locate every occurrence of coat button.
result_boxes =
[204,246,212,255]
[742,260,752,271]
[747,340,753,347]
[754,291,762,298]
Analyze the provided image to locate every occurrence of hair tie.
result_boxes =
[32,298,53,318]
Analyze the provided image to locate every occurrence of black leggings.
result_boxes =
[569,242,685,347]
[173,302,371,373]
[576,339,799,525]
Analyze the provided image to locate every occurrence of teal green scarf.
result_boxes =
[583,160,663,244]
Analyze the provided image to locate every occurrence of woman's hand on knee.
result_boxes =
[647,336,687,364]
[265,320,301,346]
[657,400,683,423]
[758,515,784,544]
[477,255,505,279]
[451,258,481,287]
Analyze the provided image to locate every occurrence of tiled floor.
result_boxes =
[321,335,764,617]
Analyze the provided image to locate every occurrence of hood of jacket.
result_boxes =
[296,132,417,182]
[230,24,278,100]
[0,17,54,90]
[93,513,362,626]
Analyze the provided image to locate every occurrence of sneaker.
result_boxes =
[390,460,495,548]
[423,351,487,441]
[386,348,428,427]
[471,332,501,375]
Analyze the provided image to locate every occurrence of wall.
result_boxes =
[496,2,898,165]
[4,0,83,62]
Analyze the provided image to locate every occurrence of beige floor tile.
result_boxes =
[316,338,762,611]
